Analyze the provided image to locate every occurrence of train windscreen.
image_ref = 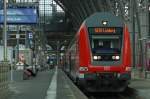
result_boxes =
[88,27,123,61]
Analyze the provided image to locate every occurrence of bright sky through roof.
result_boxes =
[39,0,63,16]
[8,0,63,16]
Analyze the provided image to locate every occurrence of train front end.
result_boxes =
[78,13,132,92]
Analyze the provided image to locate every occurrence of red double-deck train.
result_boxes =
[64,12,131,92]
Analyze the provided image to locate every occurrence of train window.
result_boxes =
[89,27,123,61]
[91,35,122,54]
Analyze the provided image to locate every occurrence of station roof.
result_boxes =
[0,0,131,49]
[55,0,130,28]
[45,0,130,49]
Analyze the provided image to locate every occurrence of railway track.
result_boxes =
[86,87,145,99]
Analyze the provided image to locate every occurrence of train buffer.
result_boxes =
[8,67,88,99]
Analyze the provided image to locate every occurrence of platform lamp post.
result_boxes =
[3,0,7,61]
[16,26,20,63]
[131,0,138,69]
[57,41,59,66]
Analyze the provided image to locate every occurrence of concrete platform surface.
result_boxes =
[8,67,150,99]
[9,70,54,99]
[129,79,150,99]
[57,69,87,99]
[8,68,88,99]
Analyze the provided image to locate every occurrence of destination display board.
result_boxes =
[88,27,122,34]
[0,8,38,24]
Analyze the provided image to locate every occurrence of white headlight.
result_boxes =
[97,56,101,59]
[93,56,98,60]
[112,56,116,59]
[115,56,120,60]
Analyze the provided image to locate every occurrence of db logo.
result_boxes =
[104,66,110,71]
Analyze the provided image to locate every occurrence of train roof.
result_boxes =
[85,12,124,27]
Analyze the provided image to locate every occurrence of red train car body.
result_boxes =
[65,12,132,92]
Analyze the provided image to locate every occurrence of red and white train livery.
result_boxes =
[64,12,132,92]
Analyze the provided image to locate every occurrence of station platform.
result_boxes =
[129,79,150,99]
[8,67,88,99]
[7,67,150,99]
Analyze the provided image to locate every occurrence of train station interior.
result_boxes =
[0,0,150,99]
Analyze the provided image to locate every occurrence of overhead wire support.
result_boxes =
[131,0,136,68]
[3,0,7,61]
[133,0,144,70]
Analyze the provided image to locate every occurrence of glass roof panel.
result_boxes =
[39,0,64,17]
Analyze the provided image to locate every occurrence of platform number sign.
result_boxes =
[28,32,33,48]
[16,34,20,39]
[28,32,33,39]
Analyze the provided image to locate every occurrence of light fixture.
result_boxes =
[115,56,120,60]
[102,20,108,25]
[79,67,88,71]
[112,56,116,60]
[112,56,120,60]
[93,56,98,60]
[97,56,101,60]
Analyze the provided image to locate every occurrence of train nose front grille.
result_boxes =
[97,73,118,79]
